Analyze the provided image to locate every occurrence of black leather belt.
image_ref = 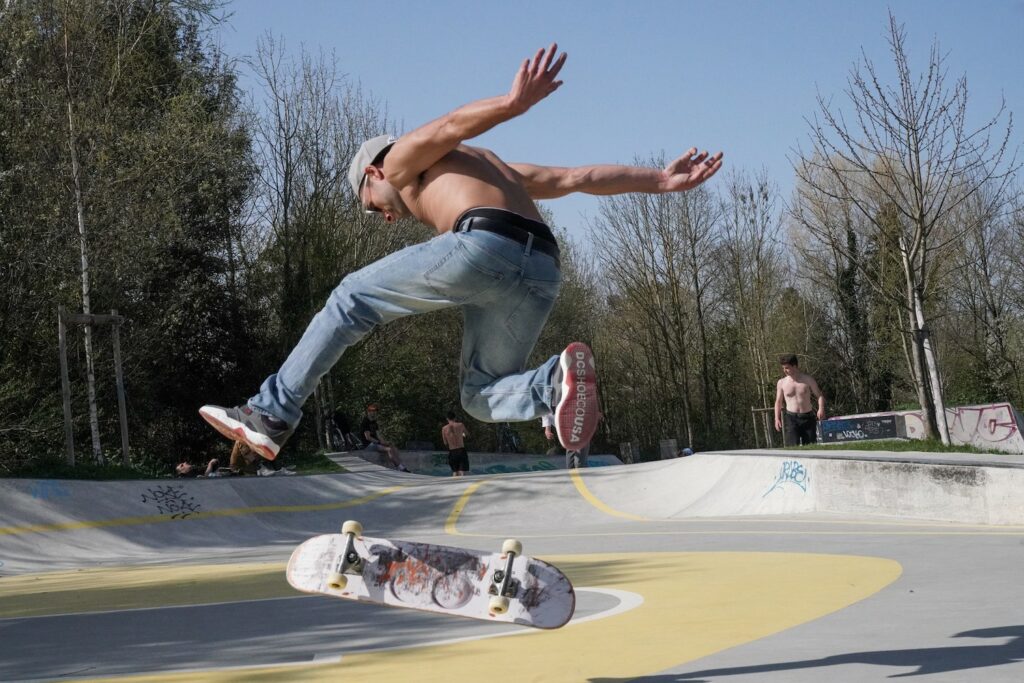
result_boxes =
[453,208,560,268]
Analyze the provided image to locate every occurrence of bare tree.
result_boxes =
[591,165,699,448]
[249,35,411,446]
[792,12,1016,442]
[790,163,905,412]
[719,170,788,412]
[672,186,721,433]
[947,175,1023,403]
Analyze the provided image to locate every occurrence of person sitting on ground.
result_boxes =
[175,459,223,478]
[257,461,297,476]
[229,441,261,475]
[441,410,470,477]
[330,408,361,451]
[360,403,410,472]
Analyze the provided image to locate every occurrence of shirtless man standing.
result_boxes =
[774,354,826,446]
[199,44,723,460]
[441,411,470,477]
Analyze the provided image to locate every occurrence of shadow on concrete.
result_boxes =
[589,625,1024,681]
[0,594,509,680]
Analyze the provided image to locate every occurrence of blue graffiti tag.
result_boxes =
[29,480,71,500]
[764,460,810,497]
[480,460,559,474]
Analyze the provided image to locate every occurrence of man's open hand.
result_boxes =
[661,148,724,193]
[507,43,567,115]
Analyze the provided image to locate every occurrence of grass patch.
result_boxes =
[788,439,1009,456]
[5,454,161,480]
[283,450,346,475]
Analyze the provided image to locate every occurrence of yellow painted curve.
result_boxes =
[444,479,490,535]
[40,551,902,682]
[570,468,651,521]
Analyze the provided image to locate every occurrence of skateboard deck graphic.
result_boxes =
[286,523,575,629]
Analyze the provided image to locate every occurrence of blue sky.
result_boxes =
[214,0,1023,240]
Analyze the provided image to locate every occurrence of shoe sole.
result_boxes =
[555,342,599,450]
[198,406,280,461]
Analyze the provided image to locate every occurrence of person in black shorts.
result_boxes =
[441,410,470,476]
[774,354,826,446]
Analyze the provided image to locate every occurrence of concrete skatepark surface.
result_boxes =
[2,449,1024,682]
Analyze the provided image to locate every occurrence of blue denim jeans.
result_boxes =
[249,223,562,427]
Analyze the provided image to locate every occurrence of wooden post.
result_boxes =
[58,307,75,466]
[751,407,760,449]
[111,309,130,466]
[57,308,130,468]
[312,383,326,452]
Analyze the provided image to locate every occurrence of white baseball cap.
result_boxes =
[347,134,398,200]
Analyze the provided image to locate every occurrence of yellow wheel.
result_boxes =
[489,595,510,615]
[328,572,347,590]
[501,539,522,556]
[341,520,363,536]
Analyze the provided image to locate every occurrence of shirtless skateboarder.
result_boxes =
[199,43,723,460]
[774,353,826,446]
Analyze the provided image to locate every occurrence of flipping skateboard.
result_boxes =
[286,521,575,629]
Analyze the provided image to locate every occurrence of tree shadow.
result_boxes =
[590,625,1024,681]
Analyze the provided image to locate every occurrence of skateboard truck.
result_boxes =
[488,538,522,615]
[328,520,364,590]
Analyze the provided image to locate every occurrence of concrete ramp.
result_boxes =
[577,451,1024,525]
[3,450,1024,578]
[4,449,1024,681]
[342,448,623,475]
[0,473,417,573]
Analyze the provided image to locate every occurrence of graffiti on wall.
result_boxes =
[764,460,811,497]
[29,481,71,500]
[141,485,202,519]
[479,460,559,475]
[904,403,1024,453]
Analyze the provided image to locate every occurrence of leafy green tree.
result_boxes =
[0,0,258,471]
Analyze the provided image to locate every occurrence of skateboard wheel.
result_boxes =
[501,539,522,556]
[489,595,510,614]
[328,572,347,590]
[342,520,363,536]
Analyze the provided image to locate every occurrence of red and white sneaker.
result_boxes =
[554,342,599,450]
[198,404,293,461]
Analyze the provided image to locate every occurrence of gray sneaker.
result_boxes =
[199,404,293,461]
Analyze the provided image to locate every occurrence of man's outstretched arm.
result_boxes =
[383,44,567,191]
[509,148,724,199]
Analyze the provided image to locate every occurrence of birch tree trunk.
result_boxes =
[913,287,951,443]
[63,17,103,462]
